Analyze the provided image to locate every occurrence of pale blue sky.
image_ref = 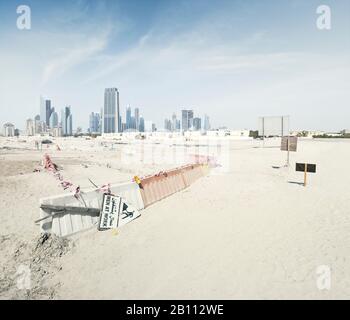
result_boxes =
[0,0,349,131]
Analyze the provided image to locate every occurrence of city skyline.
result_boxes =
[0,1,350,131]
[5,87,213,135]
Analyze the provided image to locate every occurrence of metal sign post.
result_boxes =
[287,137,290,166]
[281,136,298,167]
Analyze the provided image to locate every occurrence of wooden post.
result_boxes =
[304,164,307,187]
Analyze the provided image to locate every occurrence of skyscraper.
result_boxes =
[26,119,34,136]
[40,96,53,127]
[67,114,73,136]
[134,108,140,131]
[89,112,101,133]
[61,106,73,136]
[164,119,172,131]
[49,111,58,128]
[171,113,177,132]
[139,116,145,132]
[203,114,211,131]
[103,88,120,133]
[193,117,202,131]
[126,105,131,130]
[181,109,194,132]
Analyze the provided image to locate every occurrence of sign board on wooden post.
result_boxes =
[296,163,316,173]
[296,163,317,186]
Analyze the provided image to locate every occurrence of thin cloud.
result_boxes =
[41,29,110,85]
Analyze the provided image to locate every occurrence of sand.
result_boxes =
[1,136,350,299]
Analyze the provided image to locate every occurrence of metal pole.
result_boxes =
[262,117,265,148]
[287,137,290,167]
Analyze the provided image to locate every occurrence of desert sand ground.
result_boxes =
[1,136,350,299]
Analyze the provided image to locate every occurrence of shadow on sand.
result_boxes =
[287,181,304,186]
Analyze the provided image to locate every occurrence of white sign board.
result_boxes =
[98,194,141,230]
[99,194,122,230]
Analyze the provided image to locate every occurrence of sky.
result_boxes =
[0,0,349,132]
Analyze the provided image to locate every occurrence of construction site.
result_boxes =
[1,134,350,299]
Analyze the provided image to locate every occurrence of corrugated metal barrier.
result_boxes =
[137,163,208,208]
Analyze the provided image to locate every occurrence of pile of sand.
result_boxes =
[0,233,72,300]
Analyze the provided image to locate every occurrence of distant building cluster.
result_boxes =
[88,88,155,135]
[1,87,214,137]
[164,110,210,132]
[23,96,74,137]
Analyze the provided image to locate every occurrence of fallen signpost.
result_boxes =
[98,194,140,230]
[35,205,100,223]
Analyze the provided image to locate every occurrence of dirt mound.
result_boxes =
[0,233,72,300]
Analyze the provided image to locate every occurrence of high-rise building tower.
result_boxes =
[67,114,73,136]
[26,119,34,136]
[181,109,194,132]
[40,96,53,127]
[126,105,131,130]
[164,119,172,131]
[203,114,211,131]
[61,106,73,136]
[89,112,101,133]
[103,88,120,133]
[134,108,140,131]
[171,113,177,132]
[139,116,145,132]
[193,117,202,131]
[49,111,59,128]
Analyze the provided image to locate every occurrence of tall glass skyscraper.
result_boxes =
[89,112,101,133]
[40,96,53,126]
[49,111,58,128]
[181,109,194,132]
[126,105,131,130]
[103,88,120,133]
[61,106,73,136]
[134,108,140,131]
